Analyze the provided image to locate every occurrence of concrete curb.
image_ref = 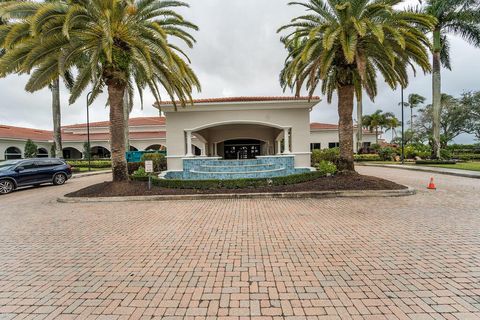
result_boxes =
[359,163,480,179]
[57,186,415,203]
[71,171,110,179]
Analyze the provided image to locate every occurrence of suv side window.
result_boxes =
[36,160,53,168]
[19,161,36,169]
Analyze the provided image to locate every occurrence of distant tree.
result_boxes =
[400,94,426,131]
[422,0,480,158]
[416,94,470,149]
[384,114,400,142]
[460,91,480,141]
[24,139,37,158]
[50,143,56,157]
[83,142,91,160]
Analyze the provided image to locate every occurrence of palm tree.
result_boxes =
[384,112,400,142]
[0,0,71,159]
[423,0,480,158]
[363,110,384,144]
[278,0,434,171]
[0,0,200,181]
[402,93,426,131]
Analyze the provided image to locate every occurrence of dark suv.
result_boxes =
[0,158,72,194]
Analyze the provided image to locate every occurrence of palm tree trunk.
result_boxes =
[337,85,355,171]
[123,90,130,154]
[432,29,442,159]
[375,127,378,144]
[410,107,414,131]
[51,78,62,158]
[356,93,363,153]
[107,81,129,182]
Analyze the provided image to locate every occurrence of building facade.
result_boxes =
[1,97,378,165]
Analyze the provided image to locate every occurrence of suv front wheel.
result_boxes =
[53,173,67,186]
[0,179,15,194]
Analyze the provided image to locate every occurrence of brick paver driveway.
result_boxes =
[0,167,479,320]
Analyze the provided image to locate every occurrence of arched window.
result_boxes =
[145,144,166,151]
[63,147,83,159]
[90,146,111,159]
[5,146,21,160]
[37,148,49,158]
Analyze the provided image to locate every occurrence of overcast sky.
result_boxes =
[1,0,479,143]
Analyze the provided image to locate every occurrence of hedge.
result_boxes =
[416,160,457,165]
[354,154,382,162]
[131,171,327,190]
[67,160,111,168]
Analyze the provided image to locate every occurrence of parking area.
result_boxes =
[0,167,479,319]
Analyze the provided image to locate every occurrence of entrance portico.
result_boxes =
[157,97,320,177]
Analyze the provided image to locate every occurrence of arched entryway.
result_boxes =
[63,147,83,159]
[129,146,138,151]
[145,144,166,151]
[223,139,263,159]
[90,146,111,159]
[186,122,289,158]
[37,148,49,158]
[4,146,21,159]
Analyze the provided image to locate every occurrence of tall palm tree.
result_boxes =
[423,0,480,158]
[0,0,200,181]
[402,93,426,131]
[278,0,434,170]
[363,110,385,144]
[384,112,400,142]
[0,0,71,159]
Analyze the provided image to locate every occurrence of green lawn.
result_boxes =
[418,162,480,172]
[73,167,110,173]
[365,161,480,172]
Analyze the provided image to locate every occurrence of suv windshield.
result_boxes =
[0,159,23,171]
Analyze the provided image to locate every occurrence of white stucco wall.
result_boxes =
[1,140,53,160]
[164,104,313,171]
[310,130,378,152]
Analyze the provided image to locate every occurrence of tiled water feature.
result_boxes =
[163,155,311,180]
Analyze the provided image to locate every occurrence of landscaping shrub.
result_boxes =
[453,154,480,161]
[315,161,337,175]
[354,154,382,161]
[131,171,328,190]
[127,162,143,174]
[132,166,148,178]
[141,153,167,172]
[404,144,431,159]
[440,149,452,160]
[378,147,397,161]
[67,160,111,168]
[311,148,340,166]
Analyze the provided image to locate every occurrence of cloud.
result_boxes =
[0,0,478,143]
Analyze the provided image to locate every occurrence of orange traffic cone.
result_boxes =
[427,177,436,190]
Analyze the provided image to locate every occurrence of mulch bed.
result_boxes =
[66,173,406,198]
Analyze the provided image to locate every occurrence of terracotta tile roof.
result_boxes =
[0,124,53,141]
[310,122,377,134]
[157,96,321,105]
[63,116,166,129]
[310,123,339,130]
[61,131,166,142]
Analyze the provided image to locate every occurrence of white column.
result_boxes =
[214,143,218,156]
[201,143,206,157]
[283,128,291,154]
[276,140,282,155]
[185,130,193,157]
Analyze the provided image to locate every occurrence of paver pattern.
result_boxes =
[0,167,479,320]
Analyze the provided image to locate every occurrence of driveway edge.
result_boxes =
[57,186,415,203]
[359,163,480,179]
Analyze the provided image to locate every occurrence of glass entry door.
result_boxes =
[224,139,261,159]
